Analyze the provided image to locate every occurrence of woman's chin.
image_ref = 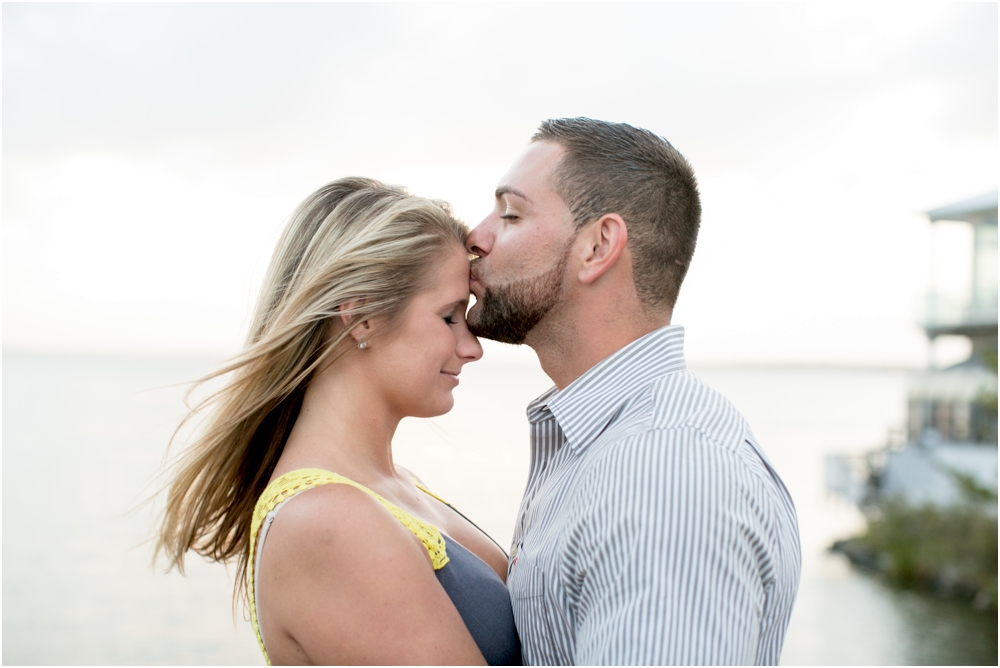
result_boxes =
[411,394,455,419]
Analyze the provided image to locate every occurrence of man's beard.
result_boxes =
[467,248,569,345]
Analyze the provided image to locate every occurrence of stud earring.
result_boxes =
[357,340,368,350]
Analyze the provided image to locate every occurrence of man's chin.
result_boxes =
[467,252,569,344]
[466,292,534,345]
[466,301,484,327]
[465,303,496,341]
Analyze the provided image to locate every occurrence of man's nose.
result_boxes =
[466,218,492,257]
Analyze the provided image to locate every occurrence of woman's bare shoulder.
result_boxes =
[266,482,408,554]
[257,480,484,664]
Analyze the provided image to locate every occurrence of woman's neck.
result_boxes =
[275,355,403,485]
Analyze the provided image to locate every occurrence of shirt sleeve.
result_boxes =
[565,429,770,665]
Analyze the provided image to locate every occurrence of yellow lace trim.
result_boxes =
[248,468,451,665]
[411,480,450,506]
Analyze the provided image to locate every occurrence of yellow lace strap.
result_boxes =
[413,479,452,506]
[248,468,450,665]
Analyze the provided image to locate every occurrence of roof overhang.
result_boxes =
[926,190,998,224]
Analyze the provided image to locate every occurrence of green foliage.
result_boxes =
[948,468,999,504]
[974,350,998,444]
[978,351,999,414]
[856,499,998,610]
[981,349,999,377]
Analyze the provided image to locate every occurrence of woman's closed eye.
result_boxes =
[441,299,469,325]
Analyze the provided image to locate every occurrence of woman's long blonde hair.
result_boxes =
[156,177,468,602]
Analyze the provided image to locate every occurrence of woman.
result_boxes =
[157,178,521,665]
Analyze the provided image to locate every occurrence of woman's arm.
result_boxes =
[257,483,486,665]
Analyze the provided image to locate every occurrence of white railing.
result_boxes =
[924,293,998,331]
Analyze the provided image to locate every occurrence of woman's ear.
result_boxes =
[338,299,371,344]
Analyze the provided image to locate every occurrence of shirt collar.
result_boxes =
[527,325,687,453]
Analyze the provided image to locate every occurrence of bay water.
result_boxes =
[2,352,996,664]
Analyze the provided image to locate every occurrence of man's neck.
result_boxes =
[527,307,670,390]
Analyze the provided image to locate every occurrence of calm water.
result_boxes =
[3,352,997,665]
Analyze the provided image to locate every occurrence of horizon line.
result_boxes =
[2,347,929,373]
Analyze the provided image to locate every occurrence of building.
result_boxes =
[880,191,997,507]
[827,191,998,508]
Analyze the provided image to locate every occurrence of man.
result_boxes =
[465,118,801,665]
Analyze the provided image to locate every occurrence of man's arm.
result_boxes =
[567,430,768,665]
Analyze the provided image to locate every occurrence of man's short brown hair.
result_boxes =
[532,118,701,313]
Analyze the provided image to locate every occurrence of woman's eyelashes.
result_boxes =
[442,300,470,325]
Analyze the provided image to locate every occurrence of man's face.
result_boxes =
[465,141,578,344]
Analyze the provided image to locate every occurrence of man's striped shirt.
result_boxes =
[507,325,801,665]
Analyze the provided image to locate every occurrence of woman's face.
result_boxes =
[369,244,483,419]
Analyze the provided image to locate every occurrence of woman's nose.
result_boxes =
[458,327,484,363]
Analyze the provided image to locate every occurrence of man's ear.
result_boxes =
[578,213,628,285]
[339,299,371,344]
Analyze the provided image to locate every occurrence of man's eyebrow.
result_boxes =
[495,185,533,204]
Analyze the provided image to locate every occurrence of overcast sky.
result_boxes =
[3,2,997,366]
